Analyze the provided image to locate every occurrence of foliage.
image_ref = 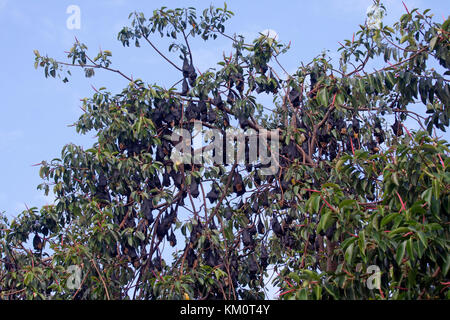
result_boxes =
[1,2,449,300]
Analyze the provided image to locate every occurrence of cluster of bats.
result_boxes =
[28,55,407,299]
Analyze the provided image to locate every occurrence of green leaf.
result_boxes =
[358,230,366,258]
[392,172,399,186]
[318,211,334,234]
[358,78,365,94]
[335,93,345,106]
[432,179,440,199]
[302,269,320,281]
[385,72,395,89]
[388,227,410,237]
[400,35,408,44]
[224,222,233,241]
[24,272,34,286]
[308,194,321,213]
[417,231,427,248]
[318,88,329,106]
[288,272,301,284]
[341,236,358,251]
[137,115,143,135]
[345,242,354,265]
[135,231,145,241]
[381,212,399,228]
[443,17,450,31]
[313,285,322,300]
[296,288,308,300]
[406,238,414,260]
[429,36,438,50]
[421,188,432,204]
[339,199,356,209]
[443,254,450,277]
[396,241,407,265]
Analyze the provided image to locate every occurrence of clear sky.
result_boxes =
[0,0,449,221]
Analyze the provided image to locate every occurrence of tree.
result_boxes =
[1,2,449,300]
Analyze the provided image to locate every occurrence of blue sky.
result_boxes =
[0,0,449,220]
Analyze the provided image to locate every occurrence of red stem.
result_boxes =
[402,1,410,14]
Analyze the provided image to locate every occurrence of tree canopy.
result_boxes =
[1,2,449,300]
